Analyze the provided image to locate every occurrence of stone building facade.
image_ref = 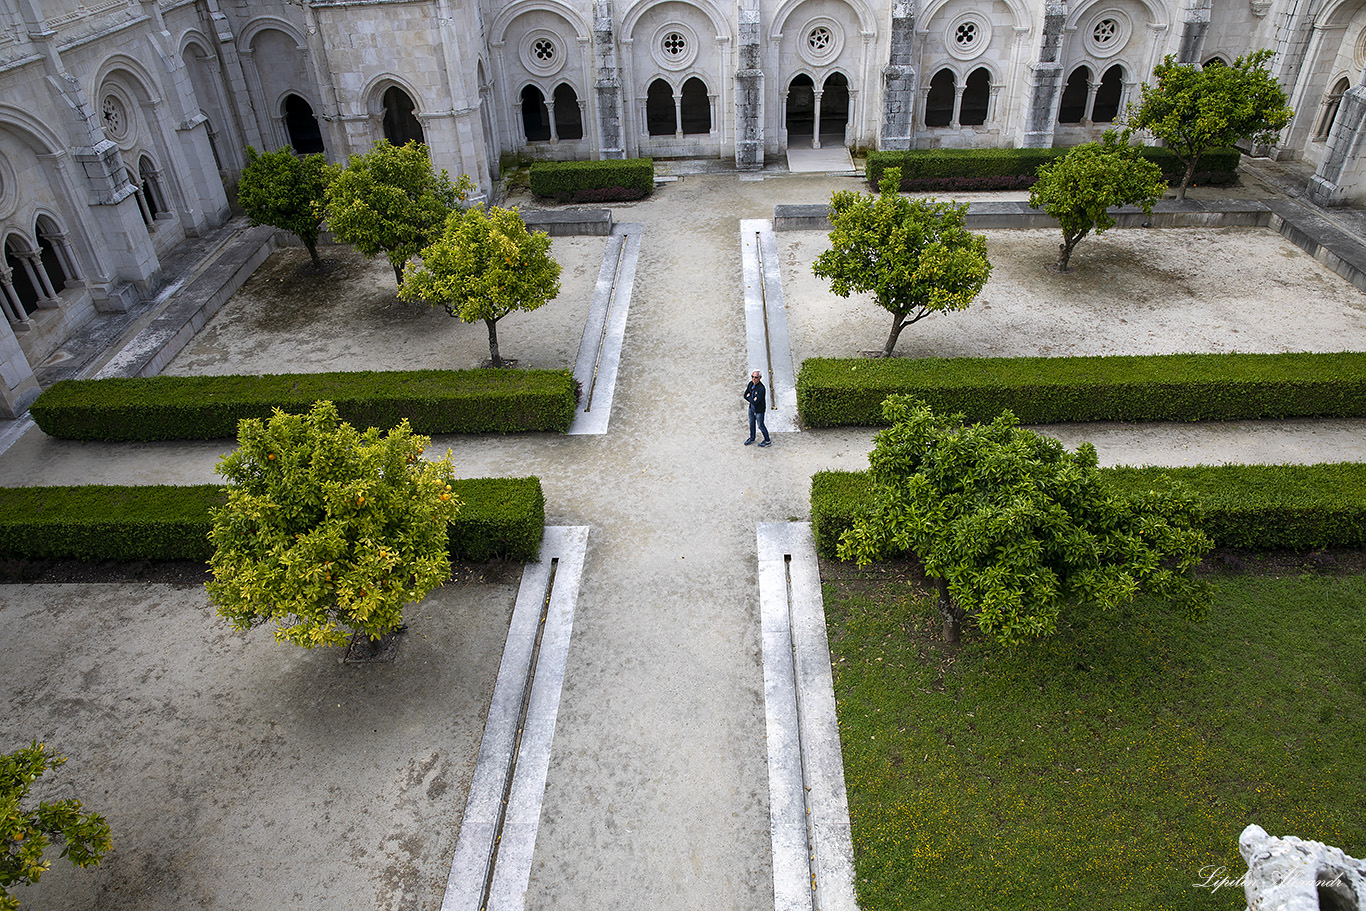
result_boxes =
[0,0,1364,416]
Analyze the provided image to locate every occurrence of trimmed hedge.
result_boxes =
[796,353,1366,428]
[31,370,578,441]
[865,146,1241,192]
[810,463,1366,559]
[0,477,547,564]
[1104,464,1366,552]
[529,158,654,202]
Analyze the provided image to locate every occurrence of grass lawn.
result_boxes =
[824,565,1366,911]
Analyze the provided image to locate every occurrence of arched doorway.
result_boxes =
[553,84,584,140]
[3,236,41,317]
[522,85,550,142]
[820,73,850,147]
[1092,65,1124,123]
[925,69,955,127]
[646,79,675,136]
[960,68,990,126]
[786,75,816,145]
[680,77,711,134]
[283,94,325,154]
[1058,66,1091,123]
[382,87,425,146]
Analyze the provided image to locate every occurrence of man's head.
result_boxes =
[751,371,762,382]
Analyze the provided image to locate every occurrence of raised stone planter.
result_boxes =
[521,208,613,236]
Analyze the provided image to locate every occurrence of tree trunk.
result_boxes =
[393,261,406,286]
[1057,234,1081,272]
[1177,159,1197,201]
[882,313,909,358]
[485,317,503,367]
[936,577,960,643]
[303,238,323,270]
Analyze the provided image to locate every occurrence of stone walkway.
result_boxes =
[3,164,1366,910]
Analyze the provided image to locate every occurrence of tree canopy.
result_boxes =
[324,140,470,284]
[399,204,561,367]
[1126,50,1292,199]
[237,146,332,269]
[1028,132,1167,271]
[813,168,992,357]
[838,396,1213,646]
[2,742,110,910]
[207,401,461,649]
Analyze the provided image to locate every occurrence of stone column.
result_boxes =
[951,84,965,127]
[0,267,32,326]
[1268,0,1324,155]
[1306,85,1366,205]
[734,0,764,168]
[16,253,57,307]
[880,0,917,150]
[1020,0,1066,147]
[594,0,626,159]
[813,90,824,148]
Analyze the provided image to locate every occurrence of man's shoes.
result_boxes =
[758,440,771,447]
[744,438,755,445]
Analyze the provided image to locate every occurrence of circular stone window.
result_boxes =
[101,91,130,142]
[521,29,567,77]
[945,12,992,60]
[798,17,844,65]
[651,22,699,70]
[1083,10,1130,57]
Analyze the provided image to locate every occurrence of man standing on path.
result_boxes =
[744,370,771,447]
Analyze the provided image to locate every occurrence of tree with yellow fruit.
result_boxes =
[206,401,461,650]
[399,203,561,367]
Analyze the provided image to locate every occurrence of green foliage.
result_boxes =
[446,477,546,562]
[813,463,1366,558]
[1028,132,1167,270]
[866,146,1241,191]
[399,204,561,367]
[814,168,992,357]
[31,369,578,441]
[0,479,546,564]
[836,396,1212,645]
[237,146,332,267]
[528,158,654,201]
[324,140,470,283]
[795,352,1366,427]
[0,484,224,561]
[1127,50,1292,198]
[1105,462,1366,551]
[1,742,111,909]
[207,401,461,648]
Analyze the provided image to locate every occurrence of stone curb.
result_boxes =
[758,522,857,911]
[441,525,589,911]
[741,220,799,434]
[569,223,642,436]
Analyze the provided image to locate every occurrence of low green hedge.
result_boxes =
[796,353,1366,428]
[865,146,1241,191]
[1104,464,1366,552]
[810,463,1366,559]
[529,158,654,202]
[31,370,578,441]
[0,477,547,563]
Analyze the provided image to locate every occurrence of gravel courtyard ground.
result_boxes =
[780,225,1366,361]
[164,235,607,376]
[4,578,516,910]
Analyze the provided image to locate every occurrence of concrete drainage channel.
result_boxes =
[441,526,589,911]
[569,223,642,436]
[741,220,799,434]
[758,523,858,911]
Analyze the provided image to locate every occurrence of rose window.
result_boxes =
[955,22,978,47]
[662,32,687,58]
[808,26,833,53]
[102,95,127,139]
[1093,18,1118,45]
[533,38,556,61]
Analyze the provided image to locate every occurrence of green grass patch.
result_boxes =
[825,570,1366,910]
[797,353,1366,428]
[31,369,579,441]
